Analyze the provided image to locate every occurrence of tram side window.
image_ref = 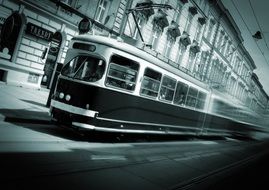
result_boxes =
[140,68,162,98]
[61,56,105,82]
[174,81,188,106]
[159,76,176,102]
[196,91,207,110]
[186,87,198,108]
[106,55,139,91]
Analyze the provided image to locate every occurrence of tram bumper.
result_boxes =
[50,99,98,126]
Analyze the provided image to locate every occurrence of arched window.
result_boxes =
[0,12,22,60]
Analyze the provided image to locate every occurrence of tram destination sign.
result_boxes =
[26,22,53,41]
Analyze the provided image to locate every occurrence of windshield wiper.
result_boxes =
[72,57,88,79]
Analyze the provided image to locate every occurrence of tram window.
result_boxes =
[186,87,198,108]
[196,91,207,109]
[140,68,162,98]
[173,81,188,106]
[61,55,105,82]
[159,76,176,102]
[106,55,139,91]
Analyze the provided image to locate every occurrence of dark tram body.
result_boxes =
[50,34,265,138]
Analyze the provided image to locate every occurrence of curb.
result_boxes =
[4,117,52,125]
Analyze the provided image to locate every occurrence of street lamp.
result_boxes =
[252,31,262,40]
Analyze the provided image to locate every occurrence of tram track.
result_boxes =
[2,139,267,188]
[169,149,269,190]
[2,117,269,189]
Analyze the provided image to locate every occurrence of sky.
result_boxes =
[221,0,269,95]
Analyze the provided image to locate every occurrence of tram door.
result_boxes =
[41,31,62,89]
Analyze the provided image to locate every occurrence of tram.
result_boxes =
[49,34,264,138]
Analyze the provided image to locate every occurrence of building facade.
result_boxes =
[0,0,127,89]
[0,0,268,115]
[121,0,268,116]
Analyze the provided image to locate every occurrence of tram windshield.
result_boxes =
[61,55,105,82]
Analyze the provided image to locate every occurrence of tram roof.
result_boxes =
[72,34,208,90]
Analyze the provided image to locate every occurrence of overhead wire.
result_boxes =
[128,1,206,41]
[248,0,269,51]
[230,0,269,64]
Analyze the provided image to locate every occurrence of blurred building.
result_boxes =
[0,0,268,115]
[121,0,269,116]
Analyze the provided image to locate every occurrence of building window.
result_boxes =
[195,23,203,42]
[225,41,231,57]
[125,13,144,40]
[220,36,228,54]
[236,83,244,100]
[133,16,143,39]
[209,59,218,82]
[225,42,230,57]
[216,30,224,49]
[223,71,230,90]
[230,77,236,96]
[185,12,194,33]
[149,25,161,50]
[228,45,235,62]
[188,51,197,72]
[234,56,241,73]
[193,53,201,77]
[177,42,187,66]
[199,51,208,78]
[241,64,248,81]
[164,36,174,58]
[173,1,183,23]
[205,19,215,42]
[95,0,109,23]
[219,35,226,53]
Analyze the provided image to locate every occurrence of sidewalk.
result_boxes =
[0,82,51,124]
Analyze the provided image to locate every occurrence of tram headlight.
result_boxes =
[65,94,71,101]
[59,92,64,99]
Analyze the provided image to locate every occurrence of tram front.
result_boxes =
[50,40,107,129]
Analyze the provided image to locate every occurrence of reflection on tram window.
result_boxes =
[106,55,139,91]
[159,76,176,102]
[140,68,162,98]
[61,56,105,82]
[186,87,198,107]
[174,81,188,106]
